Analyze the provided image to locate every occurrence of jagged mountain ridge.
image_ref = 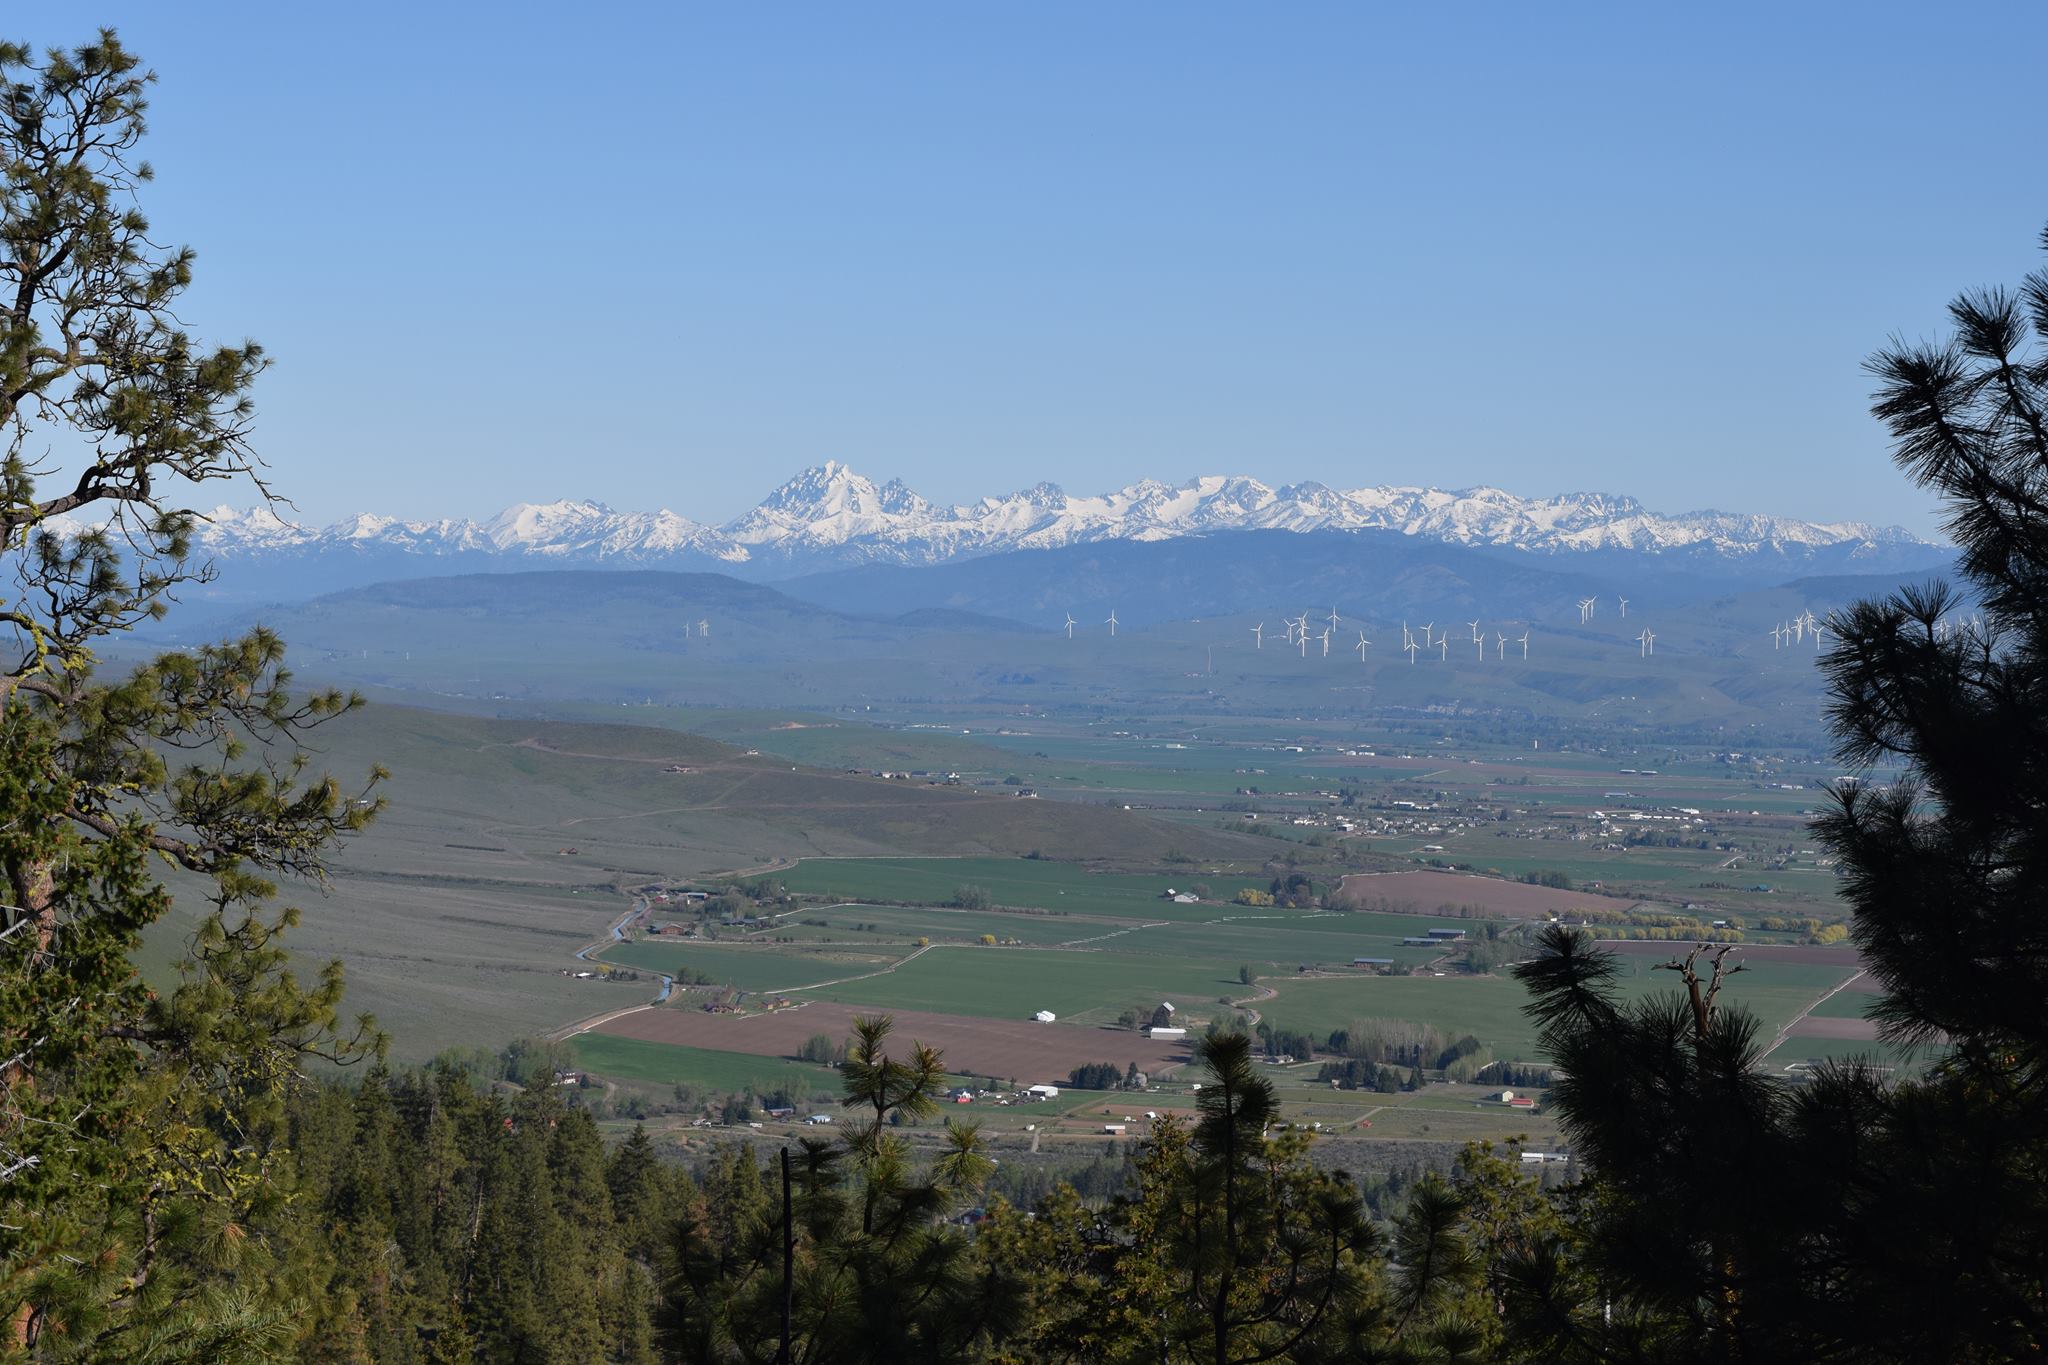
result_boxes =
[142,462,1935,582]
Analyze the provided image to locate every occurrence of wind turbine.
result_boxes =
[1299,626,1310,658]
[1637,629,1655,657]
[1421,622,1435,649]
[1468,619,1482,643]
[1354,630,1371,662]
[1475,631,1485,662]
[1495,632,1506,660]
[1251,622,1264,650]
[1578,597,1596,624]
[1319,627,1332,658]
[1438,638,1449,662]
[1618,596,1629,618]
[1064,612,1077,639]
[1327,605,1342,633]
[1404,639,1419,665]
[1518,630,1531,660]
[1105,609,1119,637]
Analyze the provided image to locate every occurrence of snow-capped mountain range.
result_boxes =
[164,462,1935,581]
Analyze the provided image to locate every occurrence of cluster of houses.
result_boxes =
[843,767,964,786]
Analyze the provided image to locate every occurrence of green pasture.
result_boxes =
[1805,985,1881,1020]
[597,941,903,991]
[775,857,1276,915]
[749,903,1114,946]
[1257,958,1858,1064]
[787,945,1243,1025]
[569,1034,842,1096]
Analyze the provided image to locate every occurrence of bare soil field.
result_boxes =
[1335,871,1653,919]
[593,1001,1195,1083]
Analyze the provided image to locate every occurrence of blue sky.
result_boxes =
[51,3,2048,535]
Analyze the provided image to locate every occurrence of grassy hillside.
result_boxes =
[141,703,1261,1061]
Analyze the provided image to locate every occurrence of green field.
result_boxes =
[1261,959,1858,1064]
[742,903,1113,946]
[569,1034,842,1096]
[599,940,903,990]
[788,945,1244,1025]
[775,857,1275,916]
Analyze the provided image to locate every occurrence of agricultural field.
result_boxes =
[567,1034,844,1098]
[772,857,1277,917]
[595,941,904,992]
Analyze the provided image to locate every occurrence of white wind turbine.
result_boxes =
[1299,626,1310,658]
[1468,619,1482,643]
[1251,622,1265,650]
[1518,630,1531,660]
[1355,629,1371,662]
[1494,632,1506,660]
[1637,628,1655,657]
[1421,622,1435,649]
[1770,623,1783,649]
[1319,627,1332,658]
[1438,637,1449,662]
[1618,596,1629,618]
[1404,639,1419,665]
[1064,612,1077,639]
[1105,609,1119,637]
[1328,605,1342,633]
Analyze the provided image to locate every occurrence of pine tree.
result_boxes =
[0,31,384,1356]
[1505,222,2048,1363]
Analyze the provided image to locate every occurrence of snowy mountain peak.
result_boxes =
[180,464,1941,579]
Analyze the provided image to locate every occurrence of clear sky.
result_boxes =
[49,2,2048,535]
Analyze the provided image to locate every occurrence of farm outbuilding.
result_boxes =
[1147,1026,1187,1040]
[1033,1010,1056,1023]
